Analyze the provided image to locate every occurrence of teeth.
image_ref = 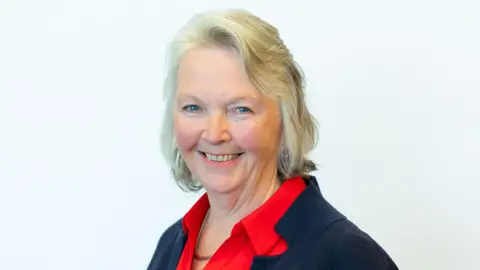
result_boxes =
[205,153,239,162]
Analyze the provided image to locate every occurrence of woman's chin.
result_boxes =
[199,176,243,195]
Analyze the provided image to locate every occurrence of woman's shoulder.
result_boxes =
[147,219,185,270]
[280,215,398,269]
[154,218,184,251]
[319,219,399,269]
[280,176,398,269]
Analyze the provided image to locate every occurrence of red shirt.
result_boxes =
[176,177,306,270]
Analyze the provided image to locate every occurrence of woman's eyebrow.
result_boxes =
[227,96,259,105]
[176,93,260,105]
[176,94,205,104]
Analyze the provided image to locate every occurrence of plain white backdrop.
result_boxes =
[1,0,479,269]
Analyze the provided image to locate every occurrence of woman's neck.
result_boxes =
[205,172,280,230]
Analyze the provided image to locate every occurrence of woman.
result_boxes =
[148,9,398,270]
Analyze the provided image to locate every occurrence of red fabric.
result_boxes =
[176,177,306,270]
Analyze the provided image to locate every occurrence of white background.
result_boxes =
[1,0,479,269]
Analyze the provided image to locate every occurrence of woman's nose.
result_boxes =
[202,113,231,144]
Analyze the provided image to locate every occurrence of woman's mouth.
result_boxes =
[199,152,244,162]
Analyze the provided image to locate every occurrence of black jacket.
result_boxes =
[147,176,399,269]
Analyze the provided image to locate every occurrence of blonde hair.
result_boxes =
[161,9,318,191]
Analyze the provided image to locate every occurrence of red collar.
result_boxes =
[181,177,306,255]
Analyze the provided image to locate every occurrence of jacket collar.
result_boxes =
[158,175,345,270]
[274,175,346,247]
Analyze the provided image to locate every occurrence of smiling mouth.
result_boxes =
[199,151,244,162]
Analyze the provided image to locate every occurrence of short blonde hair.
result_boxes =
[161,9,318,191]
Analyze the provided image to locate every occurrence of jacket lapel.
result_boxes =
[166,232,187,270]
[249,176,346,270]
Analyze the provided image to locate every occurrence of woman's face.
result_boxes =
[174,47,282,194]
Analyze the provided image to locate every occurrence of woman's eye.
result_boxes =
[183,105,201,112]
[234,107,253,114]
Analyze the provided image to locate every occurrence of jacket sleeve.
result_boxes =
[328,233,399,270]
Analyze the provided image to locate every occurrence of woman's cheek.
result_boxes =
[174,116,201,152]
[231,120,267,150]
[232,114,282,151]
